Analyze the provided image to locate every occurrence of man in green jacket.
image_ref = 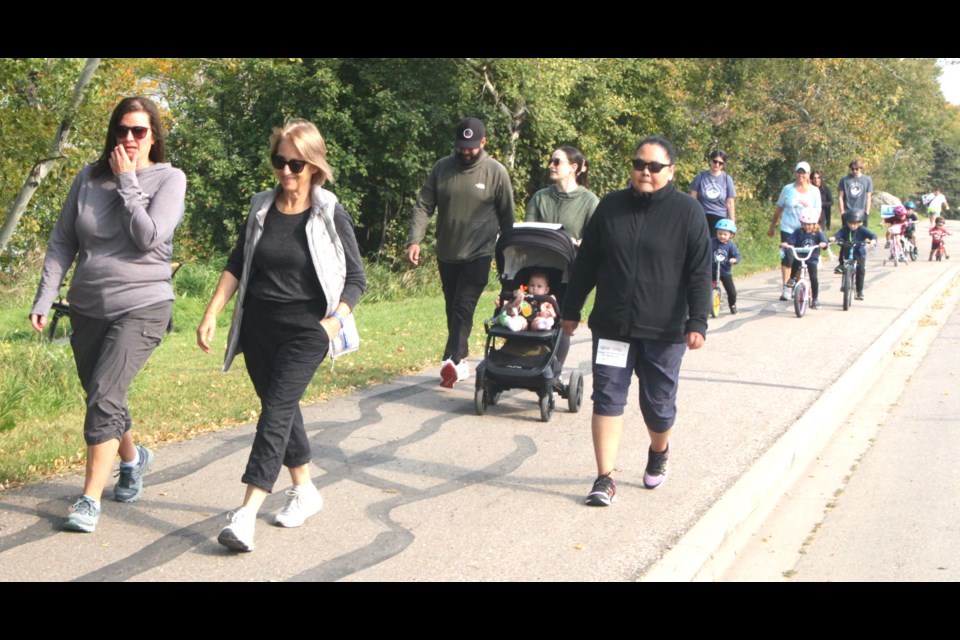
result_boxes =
[407,117,515,388]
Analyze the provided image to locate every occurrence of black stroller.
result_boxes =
[474,223,584,422]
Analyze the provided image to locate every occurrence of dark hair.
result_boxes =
[811,170,822,181]
[633,136,676,164]
[91,96,165,178]
[708,149,727,163]
[557,145,589,187]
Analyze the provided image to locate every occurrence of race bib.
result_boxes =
[596,339,630,368]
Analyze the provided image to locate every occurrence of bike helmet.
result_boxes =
[893,204,907,217]
[714,218,737,234]
[799,208,819,224]
[904,201,916,210]
[842,209,866,224]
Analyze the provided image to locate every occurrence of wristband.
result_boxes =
[330,311,346,329]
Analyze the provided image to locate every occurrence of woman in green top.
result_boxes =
[525,146,599,247]
[524,146,598,381]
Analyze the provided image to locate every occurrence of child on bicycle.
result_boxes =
[712,219,741,314]
[829,209,878,301]
[780,209,828,309]
[929,217,952,260]
[903,201,920,248]
[883,205,912,261]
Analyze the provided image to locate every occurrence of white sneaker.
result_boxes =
[218,508,255,552]
[274,486,323,528]
[455,360,470,382]
[440,359,457,388]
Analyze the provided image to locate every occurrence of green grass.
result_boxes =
[0,253,592,489]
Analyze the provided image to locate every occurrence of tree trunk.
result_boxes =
[0,58,100,255]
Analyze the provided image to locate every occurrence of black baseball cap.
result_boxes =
[455,117,485,148]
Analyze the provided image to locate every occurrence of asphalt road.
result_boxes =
[2,228,958,582]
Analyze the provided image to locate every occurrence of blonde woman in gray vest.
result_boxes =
[197,119,366,552]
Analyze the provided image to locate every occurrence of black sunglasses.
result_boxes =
[631,159,673,173]
[115,125,150,140]
[548,157,564,166]
[271,153,308,174]
[711,159,725,166]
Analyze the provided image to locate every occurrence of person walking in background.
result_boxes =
[811,170,833,231]
[837,158,873,228]
[407,117,515,389]
[925,187,950,228]
[690,149,736,237]
[525,145,598,248]
[525,145,598,379]
[768,162,821,301]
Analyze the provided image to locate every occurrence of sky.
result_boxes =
[938,59,960,105]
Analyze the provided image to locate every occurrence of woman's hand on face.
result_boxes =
[29,313,46,333]
[109,144,137,175]
[320,316,341,341]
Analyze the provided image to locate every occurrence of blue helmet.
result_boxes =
[904,201,916,210]
[715,218,737,234]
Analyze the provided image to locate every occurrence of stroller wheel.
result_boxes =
[539,392,553,423]
[567,370,583,413]
[474,388,487,416]
[489,391,501,406]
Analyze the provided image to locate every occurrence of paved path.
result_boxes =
[718,273,960,581]
[2,231,959,581]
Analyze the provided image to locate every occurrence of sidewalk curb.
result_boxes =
[640,262,960,582]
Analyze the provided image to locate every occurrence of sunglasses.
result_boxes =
[271,153,308,174]
[631,159,673,173]
[711,159,725,166]
[548,157,564,166]
[115,125,150,140]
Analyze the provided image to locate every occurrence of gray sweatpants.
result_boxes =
[69,301,172,446]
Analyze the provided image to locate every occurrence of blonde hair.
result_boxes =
[270,118,335,186]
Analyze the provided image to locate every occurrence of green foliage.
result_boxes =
[6,57,960,262]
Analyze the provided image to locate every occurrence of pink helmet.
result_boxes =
[799,208,819,225]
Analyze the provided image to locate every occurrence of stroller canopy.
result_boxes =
[495,224,577,284]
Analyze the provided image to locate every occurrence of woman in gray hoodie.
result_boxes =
[30,96,186,533]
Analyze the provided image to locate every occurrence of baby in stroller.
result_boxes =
[496,270,559,332]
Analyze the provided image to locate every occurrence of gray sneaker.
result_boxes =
[64,496,100,533]
[114,445,154,503]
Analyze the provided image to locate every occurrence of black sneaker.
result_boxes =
[729,304,738,315]
[811,299,821,309]
[585,475,617,506]
[834,265,843,274]
[643,445,670,489]
[855,292,865,301]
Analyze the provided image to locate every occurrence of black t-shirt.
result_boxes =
[246,204,325,303]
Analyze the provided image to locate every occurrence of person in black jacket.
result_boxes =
[561,136,711,507]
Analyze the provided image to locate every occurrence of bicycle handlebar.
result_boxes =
[784,245,825,262]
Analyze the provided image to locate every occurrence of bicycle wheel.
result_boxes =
[711,286,721,318]
[842,269,853,311]
[794,281,808,318]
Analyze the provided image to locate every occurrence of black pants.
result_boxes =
[719,274,737,306]
[240,302,329,493]
[790,262,820,299]
[70,301,172,446]
[437,256,491,362]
